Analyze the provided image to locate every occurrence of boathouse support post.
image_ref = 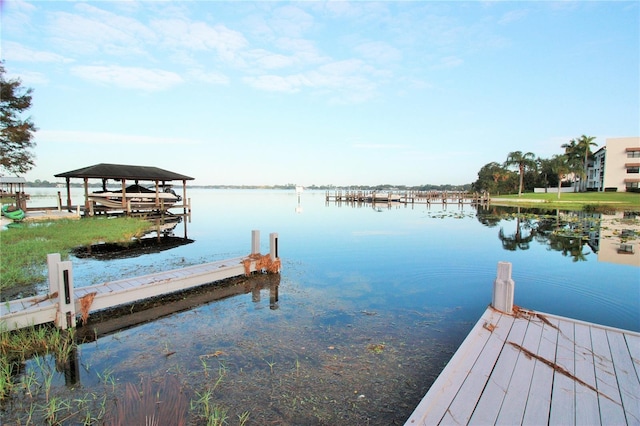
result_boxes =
[492,261,514,314]
[252,230,260,255]
[55,261,76,329]
[47,253,61,295]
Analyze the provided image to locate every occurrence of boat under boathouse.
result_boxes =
[54,163,194,216]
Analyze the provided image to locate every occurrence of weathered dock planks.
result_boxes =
[406,262,640,426]
[0,231,279,332]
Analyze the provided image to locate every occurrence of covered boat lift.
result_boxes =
[54,163,194,216]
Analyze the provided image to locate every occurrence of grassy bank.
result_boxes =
[0,217,151,291]
[490,192,640,211]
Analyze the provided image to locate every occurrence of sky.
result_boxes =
[1,1,638,187]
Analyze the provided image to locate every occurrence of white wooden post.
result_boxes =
[492,261,515,314]
[55,261,76,329]
[269,232,279,261]
[47,253,61,295]
[252,230,260,255]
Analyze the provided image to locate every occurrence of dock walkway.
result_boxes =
[1,231,279,331]
[406,263,640,425]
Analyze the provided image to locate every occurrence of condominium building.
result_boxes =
[586,137,640,192]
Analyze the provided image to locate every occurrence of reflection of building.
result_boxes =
[587,137,640,192]
[588,212,640,267]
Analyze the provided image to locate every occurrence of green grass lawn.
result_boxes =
[491,191,639,210]
[1,217,151,291]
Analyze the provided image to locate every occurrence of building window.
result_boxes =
[626,182,639,189]
[628,167,640,174]
[628,151,640,158]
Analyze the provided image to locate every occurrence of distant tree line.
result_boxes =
[472,135,598,197]
[23,181,472,191]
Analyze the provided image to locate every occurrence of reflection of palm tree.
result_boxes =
[547,233,589,262]
[498,208,537,250]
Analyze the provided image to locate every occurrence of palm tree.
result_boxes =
[561,136,597,191]
[575,135,597,191]
[550,154,572,199]
[504,151,536,196]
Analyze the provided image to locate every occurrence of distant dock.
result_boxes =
[405,262,640,425]
[325,190,489,205]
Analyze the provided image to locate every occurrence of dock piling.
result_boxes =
[252,230,260,254]
[270,232,279,261]
[491,261,514,313]
[47,253,61,295]
[55,261,76,329]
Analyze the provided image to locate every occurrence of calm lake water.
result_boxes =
[3,188,639,425]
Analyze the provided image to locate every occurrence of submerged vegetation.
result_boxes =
[0,217,150,292]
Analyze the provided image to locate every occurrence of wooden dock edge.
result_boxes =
[405,261,640,425]
[0,230,280,332]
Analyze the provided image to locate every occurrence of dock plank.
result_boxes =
[549,318,575,425]
[607,330,640,424]
[494,317,544,425]
[440,312,515,424]
[591,326,627,425]
[468,316,527,425]
[574,323,601,425]
[521,317,558,425]
[405,308,499,425]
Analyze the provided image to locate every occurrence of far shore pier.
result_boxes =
[325,190,489,206]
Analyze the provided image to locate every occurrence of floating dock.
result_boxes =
[0,231,279,331]
[406,262,640,425]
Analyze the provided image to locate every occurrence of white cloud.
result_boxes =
[270,5,315,38]
[243,74,307,93]
[354,41,402,63]
[188,69,229,85]
[71,65,183,91]
[431,56,464,70]
[2,41,72,63]
[499,9,529,25]
[48,6,155,57]
[151,19,248,65]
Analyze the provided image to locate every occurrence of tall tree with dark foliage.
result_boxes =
[0,62,37,175]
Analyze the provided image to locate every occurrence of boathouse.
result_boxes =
[54,163,194,216]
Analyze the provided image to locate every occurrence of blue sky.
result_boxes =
[2,1,638,186]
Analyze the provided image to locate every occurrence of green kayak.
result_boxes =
[1,204,26,221]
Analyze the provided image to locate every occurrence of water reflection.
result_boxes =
[476,206,640,265]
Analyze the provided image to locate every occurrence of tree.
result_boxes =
[561,136,596,192]
[549,154,572,199]
[504,151,536,196]
[1,62,37,175]
[472,162,516,195]
[575,135,597,191]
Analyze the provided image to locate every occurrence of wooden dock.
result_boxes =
[325,190,489,205]
[0,231,279,331]
[406,263,640,425]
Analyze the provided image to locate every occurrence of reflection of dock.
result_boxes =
[406,262,640,425]
[326,190,489,205]
[0,231,280,331]
[77,273,280,342]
